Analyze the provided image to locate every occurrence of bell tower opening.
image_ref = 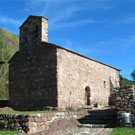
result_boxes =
[19,15,48,50]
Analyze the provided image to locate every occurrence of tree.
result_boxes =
[131,68,135,81]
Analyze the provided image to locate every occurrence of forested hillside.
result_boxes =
[0,28,19,99]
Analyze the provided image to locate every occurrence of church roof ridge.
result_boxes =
[42,41,121,71]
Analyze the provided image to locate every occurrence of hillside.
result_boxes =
[0,28,19,99]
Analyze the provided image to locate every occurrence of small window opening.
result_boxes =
[32,22,39,40]
[33,25,38,39]
[104,81,106,88]
[35,25,38,38]
[22,26,29,43]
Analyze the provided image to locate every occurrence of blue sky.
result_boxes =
[0,0,135,80]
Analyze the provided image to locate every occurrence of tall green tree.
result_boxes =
[131,68,135,81]
[120,75,135,86]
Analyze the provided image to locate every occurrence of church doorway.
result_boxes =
[85,86,90,105]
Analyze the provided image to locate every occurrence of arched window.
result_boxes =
[32,22,39,40]
[85,86,90,105]
[22,26,29,44]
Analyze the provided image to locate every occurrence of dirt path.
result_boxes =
[19,119,113,135]
[61,128,113,135]
[28,128,113,135]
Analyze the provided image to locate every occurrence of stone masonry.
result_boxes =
[19,15,48,50]
[57,48,120,110]
[0,111,88,134]
[9,15,120,111]
[115,85,135,126]
[9,44,57,110]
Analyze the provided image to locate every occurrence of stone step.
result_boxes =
[79,119,117,124]
[78,108,118,127]
[78,124,116,128]
[87,109,117,116]
[87,113,117,117]
[80,119,117,123]
[87,115,117,117]
[82,116,117,120]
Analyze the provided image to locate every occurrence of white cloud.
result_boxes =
[0,16,21,26]
[24,0,134,31]
[31,0,80,4]
[48,5,83,23]
[23,8,30,12]
[94,35,135,53]
[25,0,96,30]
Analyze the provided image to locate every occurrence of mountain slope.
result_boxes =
[0,28,19,99]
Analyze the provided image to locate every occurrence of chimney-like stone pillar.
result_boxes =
[19,15,48,50]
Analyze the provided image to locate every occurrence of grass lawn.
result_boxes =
[0,130,20,135]
[0,108,82,114]
[110,127,135,135]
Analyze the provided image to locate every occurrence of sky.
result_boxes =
[0,0,135,80]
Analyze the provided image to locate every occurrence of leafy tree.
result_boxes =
[120,75,135,86]
[131,68,135,81]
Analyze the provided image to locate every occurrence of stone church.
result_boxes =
[9,15,120,111]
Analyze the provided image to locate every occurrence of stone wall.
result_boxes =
[9,42,120,111]
[115,85,135,125]
[9,44,57,111]
[57,48,120,110]
[0,111,88,134]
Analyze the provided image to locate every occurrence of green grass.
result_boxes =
[110,127,135,135]
[0,130,20,135]
[0,108,82,114]
[0,98,8,100]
